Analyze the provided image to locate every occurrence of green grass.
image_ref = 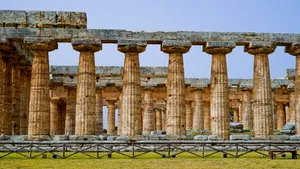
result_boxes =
[0,152,299,169]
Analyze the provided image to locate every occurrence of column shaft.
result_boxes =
[50,98,59,135]
[117,94,123,135]
[185,100,193,130]
[95,89,103,135]
[142,90,154,135]
[193,90,204,130]
[20,70,30,135]
[276,102,285,130]
[233,108,239,123]
[289,92,296,122]
[156,109,162,131]
[12,64,21,135]
[3,58,13,135]
[107,100,116,135]
[242,91,253,130]
[65,88,76,135]
[203,101,211,130]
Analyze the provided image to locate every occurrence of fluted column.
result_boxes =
[20,68,31,135]
[156,109,163,131]
[25,37,57,139]
[50,97,59,135]
[241,90,253,130]
[117,93,123,135]
[118,40,146,136]
[12,63,21,135]
[289,92,296,123]
[95,88,103,135]
[161,40,191,135]
[276,102,285,130]
[107,100,116,135]
[193,89,204,130]
[285,105,291,123]
[142,89,154,135]
[203,101,211,130]
[185,100,193,130]
[162,109,166,130]
[65,87,76,135]
[0,44,13,135]
[72,38,102,135]
[245,42,276,138]
[286,44,300,133]
[238,103,243,123]
[204,42,235,140]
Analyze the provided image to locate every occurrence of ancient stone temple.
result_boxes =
[0,10,299,140]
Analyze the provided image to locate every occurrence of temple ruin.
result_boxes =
[1,10,300,141]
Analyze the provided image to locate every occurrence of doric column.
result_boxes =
[286,43,300,133]
[0,44,13,135]
[285,105,291,123]
[12,63,21,135]
[271,91,275,133]
[25,37,57,139]
[162,109,166,130]
[185,100,193,130]
[203,101,211,130]
[95,88,103,135]
[19,68,31,135]
[50,97,59,135]
[156,109,163,131]
[72,38,102,135]
[241,90,253,130]
[238,103,243,123]
[142,89,154,135]
[65,87,76,135]
[118,40,146,136]
[107,100,116,135]
[245,42,276,138]
[117,93,123,135]
[276,101,286,130]
[193,89,204,130]
[204,41,235,140]
[233,108,239,123]
[161,40,191,135]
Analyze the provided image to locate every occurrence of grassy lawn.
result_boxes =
[0,151,299,169]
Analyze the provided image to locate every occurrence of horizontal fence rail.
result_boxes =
[0,140,299,159]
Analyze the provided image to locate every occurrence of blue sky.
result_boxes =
[2,0,300,128]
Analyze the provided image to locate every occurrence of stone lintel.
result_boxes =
[285,42,300,56]
[161,40,191,54]
[50,97,60,102]
[117,39,147,53]
[244,41,276,54]
[203,41,235,54]
[72,38,102,52]
[24,37,57,51]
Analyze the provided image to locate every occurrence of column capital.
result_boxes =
[203,41,235,54]
[117,40,147,53]
[24,37,57,51]
[161,40,191,54]
[72,38,102,52]
[285,43,300,56]
[244,41,276,55]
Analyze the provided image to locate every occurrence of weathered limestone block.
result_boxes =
[290,135,300,140]
[72,38,102,135]
[25,37,57,139]
[52,135,69,141]
[142,89,154,135]
[203,101,211,130]
[57,11,87,28]
[286,43,300,134]
[276,102,286,130]
[116,136,129,141]
[245,42,276,138]
[230,135,251,140]
[65,87,76,135]
[194,135,208,141]
[50,97,60,135]
[156,109,162,131]
[11,135,28,142]
[118,40,146,136]
[204,41,235,140]
[193,90,204,130]
[208,135,224,141]
[269,135,290,140]
[27,11,56,28]
[107,100,116,135]
[185,100,193,130]
[0,10,26,27]
[107,136,118,141]
[161,40,191,135]
[12,64,21,135]
[95,88,103,135]
[241,90,253,130]
[99,135,108,140]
